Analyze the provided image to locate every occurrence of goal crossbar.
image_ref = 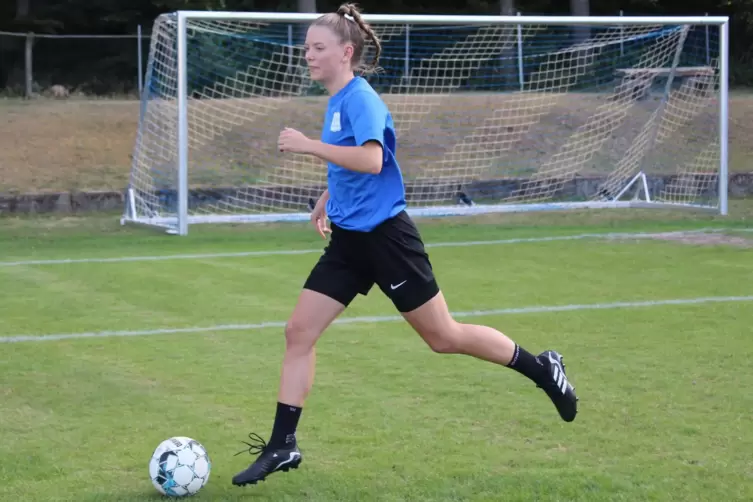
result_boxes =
[123,12,730,235]
[175,12,729,25]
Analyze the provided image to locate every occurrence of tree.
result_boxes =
[500,0,514,15]
[16,0,30,20]
[298,0,316,12]
[570,0,590,42]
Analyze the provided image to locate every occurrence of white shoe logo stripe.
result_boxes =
[551,362,569,395]
[274,452,300,471]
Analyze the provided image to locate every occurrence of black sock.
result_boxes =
[268,402,302,448]
[507,344,549,386]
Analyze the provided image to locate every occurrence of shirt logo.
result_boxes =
[330,112,341,132]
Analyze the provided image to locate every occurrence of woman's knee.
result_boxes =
[421,320,463,354]
[284,317,319,353]
[283,289,345,353]
[402,291,463,354]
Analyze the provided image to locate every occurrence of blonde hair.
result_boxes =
[310,3,382,75]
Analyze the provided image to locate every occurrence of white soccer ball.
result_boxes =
[149,436,211,497]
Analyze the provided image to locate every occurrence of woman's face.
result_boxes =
[304,25,354,84]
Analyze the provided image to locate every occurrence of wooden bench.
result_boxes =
[614,66,715,99]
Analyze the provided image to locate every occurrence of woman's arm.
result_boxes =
[277,128,383,175]
[308,140,383,175]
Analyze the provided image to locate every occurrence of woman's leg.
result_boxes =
[278,288,346,407]
[368,211,577,422]
[401,291,577,422]
[234,225,371,487]
[264,288,346,451]
[267,226,369,450]
[401,290,517,364]
[232,288,347,487]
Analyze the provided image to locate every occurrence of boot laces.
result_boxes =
[234,432,267,457]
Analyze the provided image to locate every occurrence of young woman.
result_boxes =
[232,3,578,487]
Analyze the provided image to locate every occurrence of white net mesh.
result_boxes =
[126,15,723,230]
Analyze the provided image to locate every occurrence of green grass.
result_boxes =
[1,207,752,501]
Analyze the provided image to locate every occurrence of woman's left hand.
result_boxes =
[278,127,313,154]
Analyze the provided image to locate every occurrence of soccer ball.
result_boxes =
[149,436,211,497]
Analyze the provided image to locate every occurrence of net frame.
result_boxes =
[122,12,730,236]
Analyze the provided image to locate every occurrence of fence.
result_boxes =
[0,11,720,98]
[0,27,149,98]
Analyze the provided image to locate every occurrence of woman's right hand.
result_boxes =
[311,190,331,239]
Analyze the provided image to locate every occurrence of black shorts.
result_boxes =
[303,210,439,313]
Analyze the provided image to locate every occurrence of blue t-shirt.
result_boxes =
[320,77,406,232]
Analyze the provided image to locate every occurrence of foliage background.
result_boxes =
[0,0,750,95]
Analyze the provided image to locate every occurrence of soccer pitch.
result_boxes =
[1,205,752,501]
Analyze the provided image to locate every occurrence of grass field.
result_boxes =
[1,204,752,501]
[2,91,752,194]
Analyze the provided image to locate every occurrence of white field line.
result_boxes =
[2,295,751,343]
[0,227,749,267]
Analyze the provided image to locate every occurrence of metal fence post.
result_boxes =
[25,32,34,98]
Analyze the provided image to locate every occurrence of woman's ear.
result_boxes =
[341,43,354,63]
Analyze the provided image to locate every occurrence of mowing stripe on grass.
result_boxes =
[1,227,747,267]
[3,295,751,343]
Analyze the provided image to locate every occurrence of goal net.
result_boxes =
[124,13,728,235]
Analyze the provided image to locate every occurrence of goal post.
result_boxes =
[123,12,729,235]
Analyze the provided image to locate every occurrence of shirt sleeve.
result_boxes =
[344,90,387,147]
